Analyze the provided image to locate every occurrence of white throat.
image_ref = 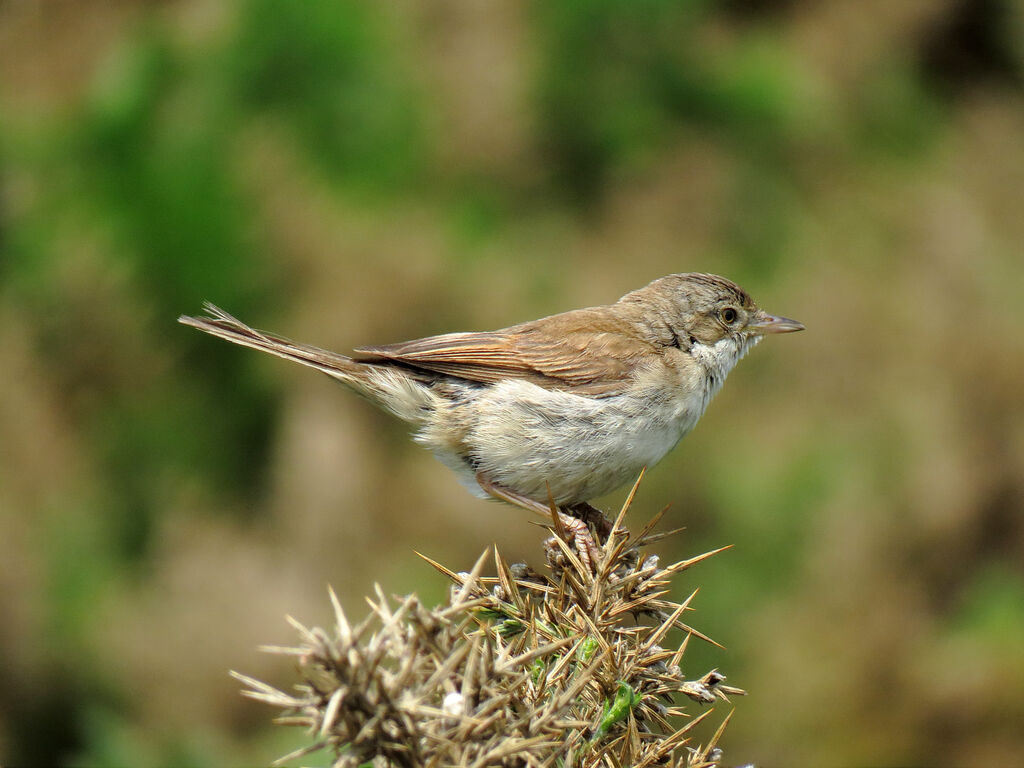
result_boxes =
[690,334,761,404]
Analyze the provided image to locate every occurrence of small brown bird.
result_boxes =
[180,273,803,566]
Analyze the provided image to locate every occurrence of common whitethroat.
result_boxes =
[181,273,803,567]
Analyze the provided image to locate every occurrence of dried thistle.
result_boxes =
[235,477,746,767]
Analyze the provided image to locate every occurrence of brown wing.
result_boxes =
[354,308,651,397]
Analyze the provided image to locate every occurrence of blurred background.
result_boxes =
[2,1,1023,766]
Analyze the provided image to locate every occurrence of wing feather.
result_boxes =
[354,310,651,397]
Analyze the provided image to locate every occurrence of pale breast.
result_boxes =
[450,379,703,504]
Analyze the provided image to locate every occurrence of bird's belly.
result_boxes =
[428,380,698,505]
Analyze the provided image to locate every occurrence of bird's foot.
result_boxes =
[564,501,615,543]
[554,511,603,573]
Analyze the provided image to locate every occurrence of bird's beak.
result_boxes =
[749,311,805,334]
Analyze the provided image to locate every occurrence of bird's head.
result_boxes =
[622,272,804,377]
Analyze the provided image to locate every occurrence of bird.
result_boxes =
[180,273,803,567]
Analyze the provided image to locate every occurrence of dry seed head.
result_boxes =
[236,488,746,767]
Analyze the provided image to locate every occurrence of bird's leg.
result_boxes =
[475,473,601,571]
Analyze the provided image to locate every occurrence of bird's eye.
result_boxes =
[721,307,738,324]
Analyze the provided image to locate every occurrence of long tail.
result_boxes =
[178,303,362,380]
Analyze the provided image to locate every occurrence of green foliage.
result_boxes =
[953,564,1024,644]
[230,0,425,191]
[4,22,286,562]
[854,60,945,159]
[532,0,806,202]
[82,30,262,316]
[590,681,642,744]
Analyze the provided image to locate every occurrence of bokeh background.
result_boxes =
[2,1,1023,766]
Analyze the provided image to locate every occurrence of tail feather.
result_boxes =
[178,303,360,380]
